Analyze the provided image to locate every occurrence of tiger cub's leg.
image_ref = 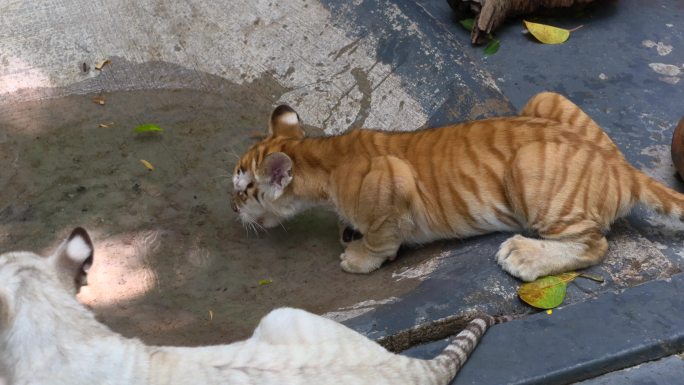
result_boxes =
[335,156,415,273]
[496,224,608,282]
[521,92,620,156]
[497,141,622,281]
[338,221,363,247]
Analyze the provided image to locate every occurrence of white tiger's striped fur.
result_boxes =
[0,228,496,385]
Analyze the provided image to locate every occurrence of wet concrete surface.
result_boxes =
[0,86,442,345]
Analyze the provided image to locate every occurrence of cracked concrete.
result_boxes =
[0,0,428,134]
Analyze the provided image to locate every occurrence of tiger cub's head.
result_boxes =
[0,228,94,332]
[231,105,307,229]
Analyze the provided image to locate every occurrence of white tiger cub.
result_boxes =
[0,228,499,385]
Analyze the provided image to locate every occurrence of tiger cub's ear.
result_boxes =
[257,152,293,199]
[50,227,94,291]
[269,105,305,139]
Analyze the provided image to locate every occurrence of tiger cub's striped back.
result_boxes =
[521,91,622,156]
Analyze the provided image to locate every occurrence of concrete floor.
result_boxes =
[2,0,684,383]
[1,0,463,346]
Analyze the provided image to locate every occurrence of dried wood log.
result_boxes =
[448,0,598,44]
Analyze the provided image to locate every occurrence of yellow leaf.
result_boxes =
[546,309,553,315]
[140,159,154,171]
[524,20,570,44]
[258,279,272,285]
[95,59,111,70]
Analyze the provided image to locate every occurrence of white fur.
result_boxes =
[0,233,474,385]
[66,236,91,262]
[237,182,314,229]
[256,174,289,201]
[280,112,299,126]
[472,318,487,331]
[233,170,253,191]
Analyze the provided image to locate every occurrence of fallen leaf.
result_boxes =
[258,279,272,286]
[140,159,155,171]
[98,122,114,128]
[209,310,214,321]
[133,124,164,134]
[524,20,570,44]
[518,272,580,309]
[92,95,106,105]
[459,18,475,31]
[484,39,500,55]
[546,309,553,315]
[95,59,111,70]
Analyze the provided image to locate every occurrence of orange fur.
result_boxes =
[232,92,684,281]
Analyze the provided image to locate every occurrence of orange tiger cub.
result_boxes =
[231,92,684,281]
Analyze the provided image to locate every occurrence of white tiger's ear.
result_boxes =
[257,152,293,199]
[51,227,94,291]
[269,105,305,139]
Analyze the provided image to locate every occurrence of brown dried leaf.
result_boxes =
[92,96,106,105]
[98,122,114,128]
[95,59,111,70]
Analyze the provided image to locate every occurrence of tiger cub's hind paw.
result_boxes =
[496,235,548,282]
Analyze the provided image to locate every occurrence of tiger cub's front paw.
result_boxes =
[339,242,384,274]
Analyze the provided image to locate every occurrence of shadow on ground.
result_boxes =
[0,79,442,346]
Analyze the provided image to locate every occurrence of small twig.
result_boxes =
[375,311,522,353]
[578,273,604,283]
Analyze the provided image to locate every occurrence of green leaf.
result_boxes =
[518,272,580,309]
[258,279,272,286]
[459,18,475,31]
[484,39,500,55]
[133,124,164,133]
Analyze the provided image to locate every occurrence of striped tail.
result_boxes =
[427,314,511,385]
[635,170,684,219]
